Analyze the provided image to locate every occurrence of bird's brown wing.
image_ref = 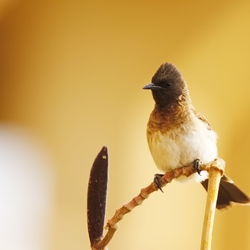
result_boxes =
[193,108,212,130]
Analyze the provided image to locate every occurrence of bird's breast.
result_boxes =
[147,119,218,181]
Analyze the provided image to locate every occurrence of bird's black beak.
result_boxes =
[143,83,162,90]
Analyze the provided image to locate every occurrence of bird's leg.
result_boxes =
[154,174,164,192]
[193,159,202,175]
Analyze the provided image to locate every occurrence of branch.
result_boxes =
[200,159,225,250]
[92,159,223,250]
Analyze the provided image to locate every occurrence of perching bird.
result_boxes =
[143,62,249,209]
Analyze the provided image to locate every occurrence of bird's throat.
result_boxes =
[148,95,191,133]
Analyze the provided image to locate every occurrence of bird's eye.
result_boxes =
[160,81,171,88]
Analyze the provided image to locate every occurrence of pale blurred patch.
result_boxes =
[0,124,54,250]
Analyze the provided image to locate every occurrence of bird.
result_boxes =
[143,62,250,209]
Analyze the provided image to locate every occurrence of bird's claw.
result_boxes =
[193,159,202,175]
[154,174,164,192]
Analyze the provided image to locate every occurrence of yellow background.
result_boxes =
[0,1,249,249]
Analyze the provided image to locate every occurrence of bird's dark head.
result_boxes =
[143,63,188,108]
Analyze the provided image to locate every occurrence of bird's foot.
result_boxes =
[154,174,164,192]
[193,159,202,175]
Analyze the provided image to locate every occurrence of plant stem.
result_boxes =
[200,160,224,250]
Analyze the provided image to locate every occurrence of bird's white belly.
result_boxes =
[148,122,218,182]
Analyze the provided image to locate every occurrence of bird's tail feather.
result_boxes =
[201,175,250,209]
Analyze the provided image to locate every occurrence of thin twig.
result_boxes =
[200,159,225,250]
[93,160,221,250]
